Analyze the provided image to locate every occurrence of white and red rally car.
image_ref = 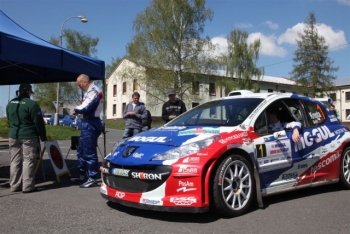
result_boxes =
[100,93,350,217]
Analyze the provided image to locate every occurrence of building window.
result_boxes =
[192,81,199,94]
[133,79,138,91]
[330,93,336,102]
[344,92,350,101]
[122,82,126,94]
[192,102,199,108]
[122,103,126,113]
[268,89,273,93]
[346,109,350,120]
[113,104,116,115]
[113,85,117,96]
[280,90,285,93]
[209,82,216,96]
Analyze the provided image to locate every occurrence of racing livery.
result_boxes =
[100,93,350,217]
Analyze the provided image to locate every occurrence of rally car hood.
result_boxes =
[108,126,229,166]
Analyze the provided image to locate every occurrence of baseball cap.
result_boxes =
[19,83,34,94]
[167,89,175,96]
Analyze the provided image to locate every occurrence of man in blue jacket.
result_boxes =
[122,92,147,139]
[70,74,103,188]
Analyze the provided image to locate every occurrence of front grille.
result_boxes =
[103,165,171,193]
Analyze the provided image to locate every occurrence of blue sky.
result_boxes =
[0,0,349,115]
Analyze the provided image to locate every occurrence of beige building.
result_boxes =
[105,58,350,122]
[327,78,350,122]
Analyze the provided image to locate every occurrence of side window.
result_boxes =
[254,111,268,135]
[303,100,327,127]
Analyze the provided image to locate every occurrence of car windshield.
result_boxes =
[167,98,264,126]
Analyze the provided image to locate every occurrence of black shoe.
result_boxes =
[22,188,38,194]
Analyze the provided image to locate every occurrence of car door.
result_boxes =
[253,99,315,193]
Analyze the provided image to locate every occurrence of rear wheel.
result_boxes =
[210,154,255,217]
[339,147,350,189]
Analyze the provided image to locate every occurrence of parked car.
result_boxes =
[61,115,76,127]
[49,114,65,126]
[100,92,350,217]
[43,114,52,125]
[71,116,104,130]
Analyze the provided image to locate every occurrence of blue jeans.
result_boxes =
[122,128,142,139]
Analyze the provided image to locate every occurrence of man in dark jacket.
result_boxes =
[122,92,148,138]
[6,83,47,193]
[162,89,187,123]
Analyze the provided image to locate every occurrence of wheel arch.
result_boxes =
[203,148,263,209]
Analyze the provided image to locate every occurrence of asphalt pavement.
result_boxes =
[0,129,349,234]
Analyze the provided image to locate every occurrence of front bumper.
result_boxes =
[101,193,208,213]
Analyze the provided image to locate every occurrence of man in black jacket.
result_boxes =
[162,89,187,123]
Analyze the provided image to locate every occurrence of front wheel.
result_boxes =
[210,154,255,217]
[339,147,350,189]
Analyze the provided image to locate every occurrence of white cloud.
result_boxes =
[234,23,253,28]
[278,23,347,51]
[210,33,287,58]
[262,20,279,30]
[249,32,287,57]
[338,0,350,6]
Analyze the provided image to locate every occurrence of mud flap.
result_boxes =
[253,166,263,208]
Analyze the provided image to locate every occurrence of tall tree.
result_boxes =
[290,12,338,98]
[33,30,99,112]
[220,29,263,94]
[126,0,215,104]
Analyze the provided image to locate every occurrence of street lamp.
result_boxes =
[54,15,88,125]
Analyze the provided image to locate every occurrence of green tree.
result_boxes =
[290,12,338,98]
[126,0,215,104]
[219,29,263,95]
[34,30,100,112]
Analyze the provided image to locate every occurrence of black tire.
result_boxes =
[210,154,255,217]
[339,147,350,189]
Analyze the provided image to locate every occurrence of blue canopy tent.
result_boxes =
[0,10,105,85]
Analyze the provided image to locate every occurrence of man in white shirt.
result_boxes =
[266,107,301,143]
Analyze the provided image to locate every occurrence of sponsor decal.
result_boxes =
[242,138,252,145]
[112,151,120,157]
[176,181,197,192]
[131,172,168,180]
[170,197,197,206]
[311,152,341,174]
[263,160,269,164]
[298,163,308,169]
[295,126,334,152]
[182,157,200,163]
[197,153,208,156]
[178,166,198,173]
[334,128,348,135]
[132,152,144,158]
[115,191,125,199]
[320,147,328,154]
[270,148,289,154]
[282,172,298,180]
[270,158,280,163]
[140,198,161,205]
[129,136,167,143]
[219,131,248,144]
[111,168,130,177]
[309,111,322,120]
[178,128,220,136]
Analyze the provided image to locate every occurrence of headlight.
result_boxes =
[151,136,220,161]
[110,138,129,155]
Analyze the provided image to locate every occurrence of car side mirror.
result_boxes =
[273,130,287,139]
